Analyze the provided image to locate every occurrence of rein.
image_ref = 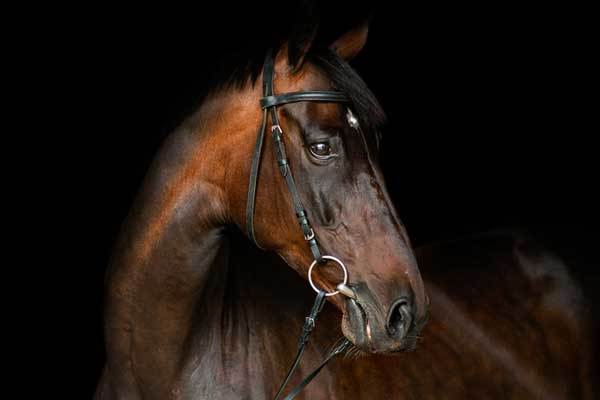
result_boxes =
[273,292,351,400]
[245,51,354,399]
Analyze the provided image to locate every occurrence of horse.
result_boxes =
[95,21,596,399]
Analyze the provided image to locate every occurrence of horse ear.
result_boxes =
[330,19,370,61]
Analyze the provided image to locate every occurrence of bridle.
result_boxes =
[245,50,354,399]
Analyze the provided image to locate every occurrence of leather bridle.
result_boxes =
[245,51,354,400]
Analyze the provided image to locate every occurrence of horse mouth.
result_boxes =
[342,298,372,350]
[342,298,422,355]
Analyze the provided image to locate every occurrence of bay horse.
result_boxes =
[96,21,596,399]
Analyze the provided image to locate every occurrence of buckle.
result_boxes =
[303,228,315,241]
[271,124,283,133]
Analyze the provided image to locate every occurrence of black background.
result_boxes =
[36,2,598,397]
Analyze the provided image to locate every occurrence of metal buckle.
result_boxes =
[307,255,348,297]
[346,108,360,129]
[303,228,315,241]
[271,124,283,133]
[305,317,315,329]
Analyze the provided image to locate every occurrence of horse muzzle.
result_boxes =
[339,282,425,353]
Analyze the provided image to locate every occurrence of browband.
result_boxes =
[260,91,348,109]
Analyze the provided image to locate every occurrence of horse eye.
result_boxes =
[309,142,332,158]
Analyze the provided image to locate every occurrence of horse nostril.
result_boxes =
[386,298,413,339]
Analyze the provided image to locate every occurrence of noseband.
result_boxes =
[245,51,353,399]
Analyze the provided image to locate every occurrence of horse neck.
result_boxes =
[103,83,265,394]
[176,232,343,398]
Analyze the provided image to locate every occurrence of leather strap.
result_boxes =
[245,50,276,247]
[261,91,348,109]
[282,338,351,400]
[273,290,326,400]
[273,292,351,400]
[245,108,267,247]
[270,122,323,262]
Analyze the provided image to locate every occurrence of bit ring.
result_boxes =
[307,256,348,297]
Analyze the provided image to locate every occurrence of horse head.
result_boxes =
[223,21,429,353]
